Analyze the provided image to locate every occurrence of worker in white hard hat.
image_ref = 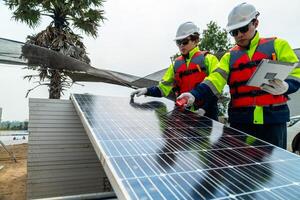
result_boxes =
[177,2,300,149]
[131,21,221,120]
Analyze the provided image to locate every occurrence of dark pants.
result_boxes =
[230,122,287,149]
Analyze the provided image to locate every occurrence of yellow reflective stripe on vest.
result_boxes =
[253,106,264,124]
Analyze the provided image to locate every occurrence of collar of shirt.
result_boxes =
[240,31,260,59]
[248,31,260,50]
[183,46,200,65]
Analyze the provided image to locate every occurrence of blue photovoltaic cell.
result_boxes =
[71,94,300,200]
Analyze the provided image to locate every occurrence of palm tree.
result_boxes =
[4,0,105,99]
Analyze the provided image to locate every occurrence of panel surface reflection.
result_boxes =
[72,94,300,200]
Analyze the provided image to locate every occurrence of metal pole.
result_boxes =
[0,140,17,162]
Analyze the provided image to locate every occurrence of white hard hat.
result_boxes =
[174,22,200,41]
[226,2,260,32]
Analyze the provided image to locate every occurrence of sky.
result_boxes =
[0,0,300,121]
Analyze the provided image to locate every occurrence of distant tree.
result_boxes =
[200,21,232,119]
[23,121,29,130]
[0,121,28,130]
[199,21,232,57]
[170,52,181,66]
[9,121,18,130]
[4,0,106,99]
[0,121,10,130]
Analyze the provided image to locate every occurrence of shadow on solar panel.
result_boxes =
[71,94,300,200]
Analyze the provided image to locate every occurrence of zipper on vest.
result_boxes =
[272,53,277,60]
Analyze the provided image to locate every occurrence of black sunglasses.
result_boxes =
[176,38,191,46]
[229,20,255,36]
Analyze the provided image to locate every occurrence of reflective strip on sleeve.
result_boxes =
[203,68,228,97]
[213,68,228,80]
[158,82,173,97]
[287,66,300,82]
[203,79,221,97]
[157,86,165,97]
[160,80,173,86]
[287,75,300,82]
[158,64,175,97]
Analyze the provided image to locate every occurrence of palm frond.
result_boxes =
[5,0,106,98]
[13,7,41,28]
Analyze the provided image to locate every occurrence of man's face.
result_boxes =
[231,19,258,47]
[176,37,197,55]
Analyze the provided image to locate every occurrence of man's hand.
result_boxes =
[261,79,289,95]
[176,92,195,107]
[131,88,147,98]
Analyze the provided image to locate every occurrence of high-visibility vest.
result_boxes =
[173,51,208,95]
[229,38,288,107]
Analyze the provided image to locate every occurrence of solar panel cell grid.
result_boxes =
[71,94,300,200]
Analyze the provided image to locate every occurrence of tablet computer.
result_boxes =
[246,59,297,87]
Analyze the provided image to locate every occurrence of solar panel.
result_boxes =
[71,94,300,200]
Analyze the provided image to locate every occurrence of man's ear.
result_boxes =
[254,19,259,28]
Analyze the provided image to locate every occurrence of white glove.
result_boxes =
[177,92,195,107]
[131,88,147,97]
[194,108,206,116]
[261,79,289,95]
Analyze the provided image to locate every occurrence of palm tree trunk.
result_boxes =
[49,70,62,99]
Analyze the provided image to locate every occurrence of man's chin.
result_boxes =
[180,50,187,55]
[237,40,249,47]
